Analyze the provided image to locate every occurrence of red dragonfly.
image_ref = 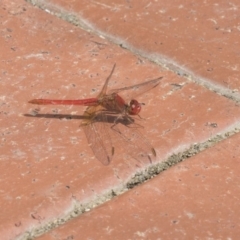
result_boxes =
[29,64,162,165]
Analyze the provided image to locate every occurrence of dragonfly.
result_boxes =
[29,64,162,165]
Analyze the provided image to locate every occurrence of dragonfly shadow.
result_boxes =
[23,112,136,126]
[24,113,88,121]
[24,111,154,165]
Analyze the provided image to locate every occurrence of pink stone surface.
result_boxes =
[41,0,240,91]
[1,0,240,239]
[37,132,240,240]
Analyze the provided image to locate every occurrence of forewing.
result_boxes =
[108,77,162,102]
[97,64,116,98]
[81,107,114,165]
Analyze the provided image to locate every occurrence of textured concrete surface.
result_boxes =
[1,0,240,239]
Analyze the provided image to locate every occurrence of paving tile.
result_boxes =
[36,132,240,240]
[39,0,240,93]
[1,0,240,240]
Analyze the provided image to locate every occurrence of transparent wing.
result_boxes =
[108,77,162,102]
[81,106,114,165]
[111,118,156,164]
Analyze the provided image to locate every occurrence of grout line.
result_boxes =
[134,121,240,187]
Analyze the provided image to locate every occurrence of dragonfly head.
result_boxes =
[128,99,141,115]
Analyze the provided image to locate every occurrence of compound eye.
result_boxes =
[129,99,141,115]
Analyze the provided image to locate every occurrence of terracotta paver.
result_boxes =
[36,132,240,240]
[1,0,240,239]
[32,0,240,93]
